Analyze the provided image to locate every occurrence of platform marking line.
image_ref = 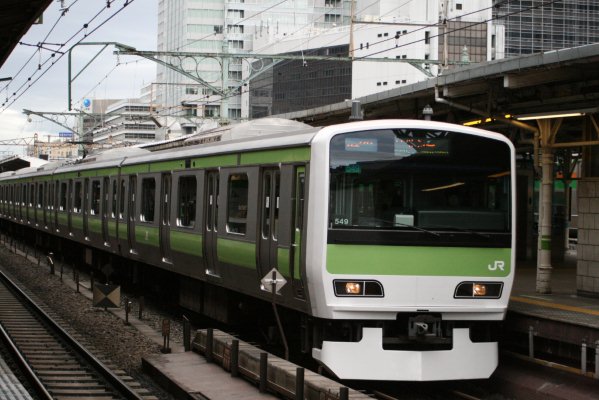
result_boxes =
[510,296,599,316]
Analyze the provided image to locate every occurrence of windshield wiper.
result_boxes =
[426,224,490,239]
[370,218,440,238]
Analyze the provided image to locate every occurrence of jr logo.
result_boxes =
[488,261,505,271]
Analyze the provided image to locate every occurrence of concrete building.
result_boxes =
[249,0,504,116]
[156,0,358,121]
[90,99,160,145]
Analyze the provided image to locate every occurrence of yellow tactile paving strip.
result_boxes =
[511,296,599,317]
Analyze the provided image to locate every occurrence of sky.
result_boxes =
[0,0,157,154]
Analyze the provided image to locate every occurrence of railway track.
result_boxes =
[0,269,157,400]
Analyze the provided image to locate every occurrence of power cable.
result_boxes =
[0,0,135,114]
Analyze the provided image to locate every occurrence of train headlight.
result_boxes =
[454,282,503,299]
[334,280,384,297]
[473,283,487,296]
[345,282,362,294]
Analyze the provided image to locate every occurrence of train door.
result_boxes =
[159,173,172,263]
[258,168,280,278]
[41,181,47,228]
[291,167,306,298]
[102,177,110,244]
[127,175,137,253]
[204,171,219,276]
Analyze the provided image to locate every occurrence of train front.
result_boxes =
[306,120,515,381]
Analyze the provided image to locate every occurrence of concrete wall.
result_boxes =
[576,178,599,297]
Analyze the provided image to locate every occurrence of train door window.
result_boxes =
[74,181,82,213]
[119,179,126,220]
[273,171,280,240]
[60,182,67,211]
[83,178,90,214]
[177,176,197,228]
[295,171,305,231]
[206,172,219,232]
[141,178,156,222]
[129,176,137,221]
[91,180,101,215]
[28,184,33,207]
[261,173,271,238]
[47,182,53,210]
[111,180,117,218]
[161,174,171,225]
[227,173,248,234]
[102,178,109,216]
[38,183,44,208]
[291,167,306,293]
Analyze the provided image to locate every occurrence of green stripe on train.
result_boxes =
[217,238,255,269]
[326,245,511,277]
[108,220,117,238]
[192,154,238,169]
[240,147,310,165]
[88,217,101,234]
[170,230,203,257]
[135,225,159,247]
[277,247,290,277]
[118,223,127,238]
[71,214,83,229]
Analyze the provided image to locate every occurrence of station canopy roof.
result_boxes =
[0,0,53,68]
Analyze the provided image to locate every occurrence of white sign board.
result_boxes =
[260,268,287,294]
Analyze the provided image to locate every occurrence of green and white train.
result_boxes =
[0,118,514,381]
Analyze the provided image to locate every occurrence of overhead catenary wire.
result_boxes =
[155,0,555,119]
[0,0,136,114]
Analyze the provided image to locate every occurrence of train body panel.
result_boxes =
[0,118,515,381]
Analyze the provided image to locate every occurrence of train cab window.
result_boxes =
[177,176,197,228]
[141,178,156,223]
[227,173,248,234]
[119,179,125,220]
[74,181,83,213]
[60,182,67,211]
[91,180,101,215]
[295,172,305,230]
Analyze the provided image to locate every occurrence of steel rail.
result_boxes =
[0,269,145,400]
[0,322,53,400]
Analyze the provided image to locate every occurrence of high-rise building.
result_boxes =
[156,0,354,122]
[250,0,504,116]
[156,0,508,120]
[493,0,599,57]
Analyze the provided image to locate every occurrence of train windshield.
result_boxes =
[329,128,511,233]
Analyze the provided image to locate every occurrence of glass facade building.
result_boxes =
[493,0,599,57]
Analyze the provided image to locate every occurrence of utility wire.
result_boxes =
[0,0,135,114]
[154,0,561,119]
[0,0,82,94]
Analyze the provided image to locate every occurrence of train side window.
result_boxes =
[119,179,126,220]
[91,180,101,215]
[177,176,196,228]
[141,178,156,222]
[227,173,248,234]
[74,181,82,213]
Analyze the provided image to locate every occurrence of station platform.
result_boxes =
[493,250,599,399]
[0,352,34,400]
[509,250,599,330]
